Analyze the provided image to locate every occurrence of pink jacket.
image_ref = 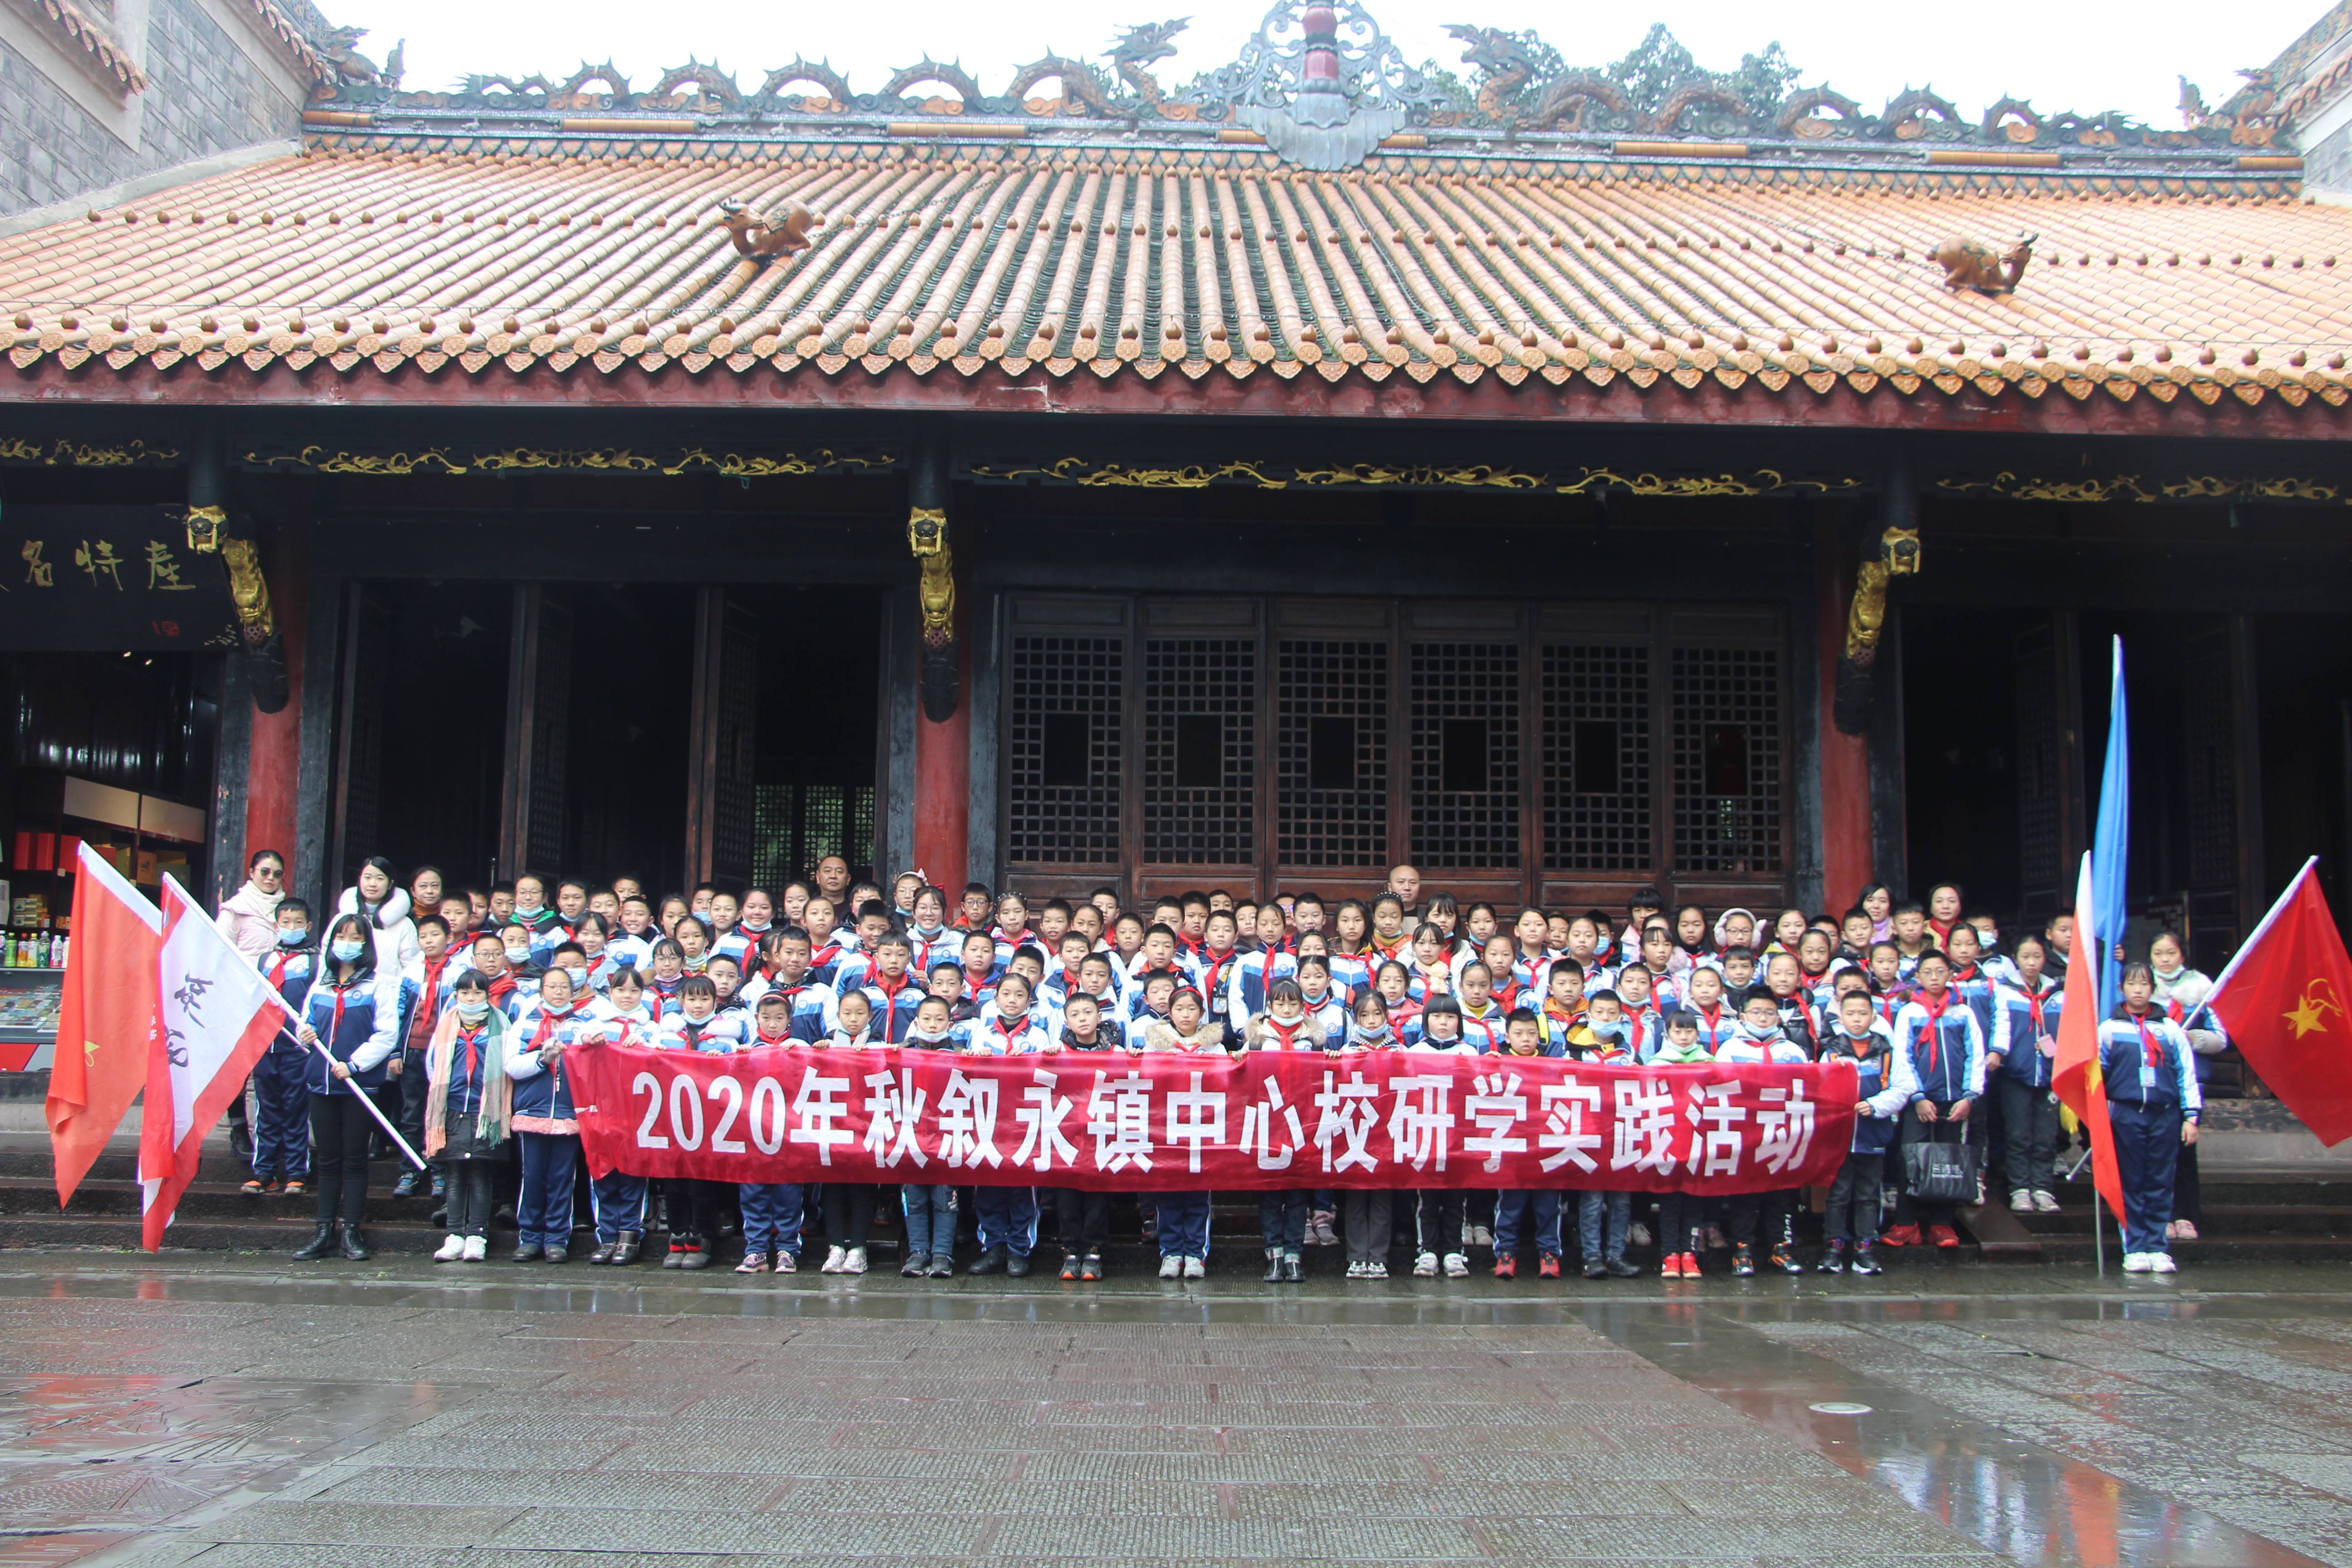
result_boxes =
[214,881,284,960]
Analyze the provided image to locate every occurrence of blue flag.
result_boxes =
[2090,636,2129,1015]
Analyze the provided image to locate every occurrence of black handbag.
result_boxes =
[1904,1133,1977,1205]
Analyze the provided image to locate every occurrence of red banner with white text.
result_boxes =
[568,1044,1857,1193]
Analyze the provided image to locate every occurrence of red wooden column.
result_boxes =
[243,518,308,865]
[1817,525,1871,913]
[907,433,970,894]
[911,589,970,894]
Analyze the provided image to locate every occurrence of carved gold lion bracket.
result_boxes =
[908,507,959,721]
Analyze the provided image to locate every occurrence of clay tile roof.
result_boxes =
[5,145,2351,412]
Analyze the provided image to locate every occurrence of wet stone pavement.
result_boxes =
[0,1257,2347,1566]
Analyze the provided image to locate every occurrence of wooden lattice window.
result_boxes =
[1278,639,1389,867]
[1143,638,1255,865]
[1007,636,1125,865]
[1410,642,1520,869]
[1670,647,1782,875]
[1543,643,1651,872]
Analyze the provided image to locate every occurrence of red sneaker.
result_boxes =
[1680,1252,1703,1277]
[1538,1254,1562,1279]
[1660,1253,1684,1279]
[1492,1255,1518,1279]
[1928,1224,1961,1249]
[1878,1223,1921,1248]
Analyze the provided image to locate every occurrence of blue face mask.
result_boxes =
[277,928,309,948]
[330,938,366,964]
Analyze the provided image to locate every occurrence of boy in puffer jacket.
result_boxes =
[1816,988,1917,1275]
[1713,992,1813,1275]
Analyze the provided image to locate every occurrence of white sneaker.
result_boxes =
[1183,1255,1205,1279]
[1412,1250,1439,1278]
[2033,1191,2061,1213]
[1367,1260,1389,1279]
[1443,1251,1470,1279]
[843,1246,868,1274]
[820,1245,847,1274]
[1628,1222,1652,1247]
[1471,1225,1493,1247]
[2151,1252,2179,1274]
[461,1235,486,1262]
[1159,1254,1183,1280]
[773,1251,798,1273]
[1346,1259,1368,1279]
[2010,1190,2035,1213]
[2122,1251,2153,1273]
[434,1233,465,1262]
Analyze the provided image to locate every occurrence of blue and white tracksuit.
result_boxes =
[252,945,315,1182]
[505,1004,592,1249]
[2098,1011,2202,1254]
[588,1008,662,1244]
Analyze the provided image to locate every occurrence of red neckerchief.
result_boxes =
[2023,983,2056,1039]
[1695,1001,1725,1038]
[961,973,994,1002]
[1198,948,1238,1004]
[809,940,843,970]
[993,926,1037,951]
[1928,917,1956,948]
[1625,1010,1650,1056]
[1777,997,1817,1051]
[410,955,450,1046]
[488,971,517,1004]
[326,983,351,1067]
[988,1013,1028,1050]
[754,1024,795,1047]
[456,1024,485,1086]
[1917,987,1956,1075]
[868,971,914,1040]
[1492,979,1523,1011]
[2132,1011,2166,1072]
[1951,962,1983,986]
[1263,1015,1309,1049]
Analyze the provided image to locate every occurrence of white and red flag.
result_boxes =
[139,876,293,1250]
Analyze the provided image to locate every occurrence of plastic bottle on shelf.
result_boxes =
[53,932,67,969]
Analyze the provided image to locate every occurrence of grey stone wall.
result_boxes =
[1,0,303,218]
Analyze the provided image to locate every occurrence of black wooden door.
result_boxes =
[328,582,390,890]
[687,588,759,888]
[498,584,572,881]
[2014,612,2087,923]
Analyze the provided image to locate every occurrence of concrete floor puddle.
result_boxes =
[0,1258,2348,1565]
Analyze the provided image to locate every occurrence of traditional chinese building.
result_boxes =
[3,0,2350,1036]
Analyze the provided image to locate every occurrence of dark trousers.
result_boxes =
[1999,1075,2061,1198]
[1494,1190,1562,1257]
[2174,1141,2201,1227]
[824,1183,877,1248]
[306,1093,371,1228]
[252,1051,310,1181]
[443,1159,496,1237]
[739,1182,806,1258]
[1343,1191,1391,1263]
[2110,1099,2183,1254]
[1823,1151,1886,1246]
[592,1172,647,1243]
[514,1132,578,1247]
[1417,1189,1465,1257]
[1727,1189,1794,1250]
[1054,1188,1111,1251]
[674,1178,727,1245]
[1656,1192,1704,1255]
[397,1047,430,1152]
[1257,1190,1310,1253]
[1895,1105,1971,1227]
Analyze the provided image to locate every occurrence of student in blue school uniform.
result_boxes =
[1490,1010,1566,1279]
[850,932,925,1042]
[583,968,662,1265]
[1882,950,1986,1252]
[730,992,810,1277]
[1142,985,1225,1280]
[1680,966,1738,1052]
[1239,978,1328,1284]
[1044,992,1122,1282]
[2101,962,2202,1275]
[658,975,747,1270]
[1989,931,2066,1215]
[1715,991,1815,1275]
[245,897,317,1197]
[423,968,512,1263]
[1817,987,1916,1275]
[960,972,1045,1276]
[505,965,594,1263]
[896,995,965,1279]
[291,913,402,1262]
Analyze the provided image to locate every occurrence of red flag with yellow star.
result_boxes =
[2206,858,2352,1147]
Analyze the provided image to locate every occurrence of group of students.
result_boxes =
[209,854,2223,1279]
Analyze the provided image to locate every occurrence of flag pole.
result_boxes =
[2091,1151,2104,1278]
[308,1041,426,1170]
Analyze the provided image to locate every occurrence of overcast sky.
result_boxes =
[339,0,2311,127]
